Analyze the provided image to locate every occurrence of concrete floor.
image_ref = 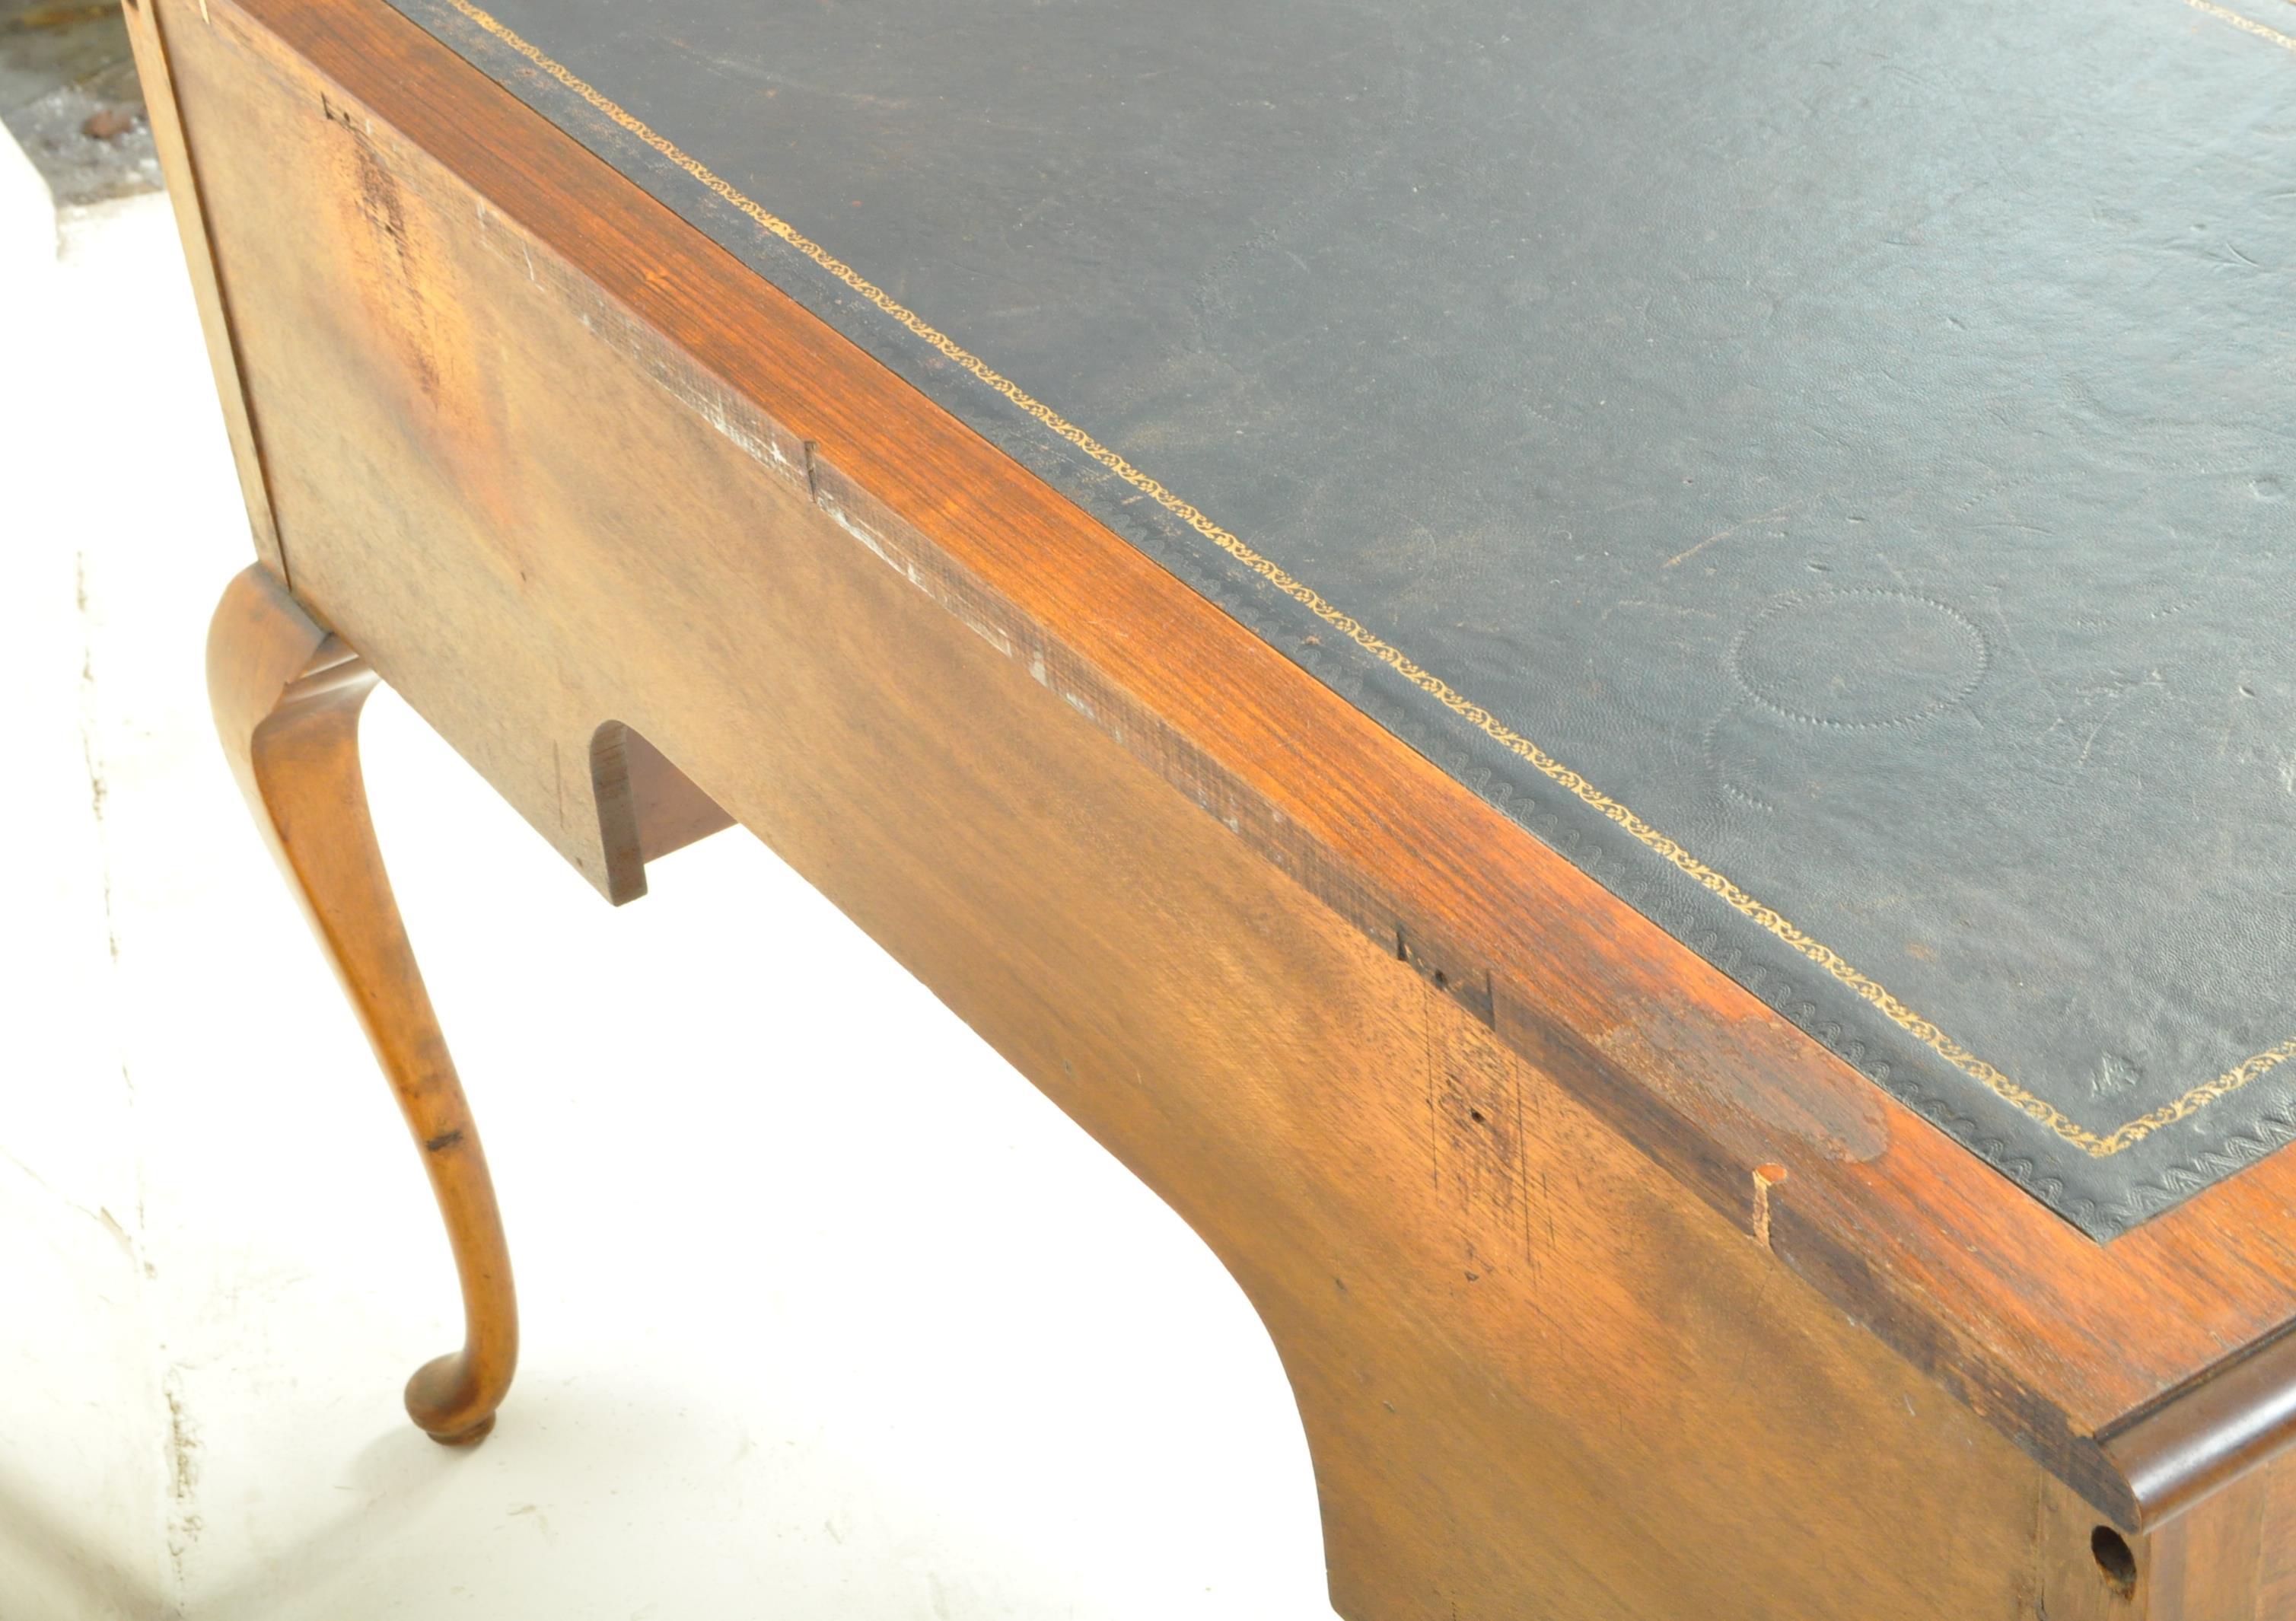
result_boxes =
[0,0,158,219]
[1,177,1330,1618]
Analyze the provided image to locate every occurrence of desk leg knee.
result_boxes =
[206,564,517,1446]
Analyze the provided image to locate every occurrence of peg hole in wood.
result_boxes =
[2090,1526,2136,1597]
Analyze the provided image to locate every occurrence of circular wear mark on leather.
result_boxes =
[1729,589,1987,728]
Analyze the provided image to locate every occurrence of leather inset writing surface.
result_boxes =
[381,0,2296,1236]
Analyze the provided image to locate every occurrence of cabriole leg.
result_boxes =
[206,563,516,1444]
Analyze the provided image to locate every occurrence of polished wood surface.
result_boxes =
[205,564,515,1444]
[132,0,2296,1610]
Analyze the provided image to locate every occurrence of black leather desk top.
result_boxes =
[387,0,2296,1237]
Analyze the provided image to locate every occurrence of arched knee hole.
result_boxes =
[589,720,734,902]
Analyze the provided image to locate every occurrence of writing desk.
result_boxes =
[126,0,2296,1612]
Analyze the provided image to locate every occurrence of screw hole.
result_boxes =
[2091,1526,2136,1597]
[1469,1108,1486,1124]
[1432,969,1448,989]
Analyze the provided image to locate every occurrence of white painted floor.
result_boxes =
[1,176,1330,1619]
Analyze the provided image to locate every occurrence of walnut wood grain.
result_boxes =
[136,0,2296,1596]
[165,45,2121,1604]
[206,563,514,1444]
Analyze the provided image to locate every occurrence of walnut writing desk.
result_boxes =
[126,0,2296,1613]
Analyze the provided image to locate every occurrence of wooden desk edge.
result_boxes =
[2106,1323,2296,1527]
[135,0,2296,1532]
